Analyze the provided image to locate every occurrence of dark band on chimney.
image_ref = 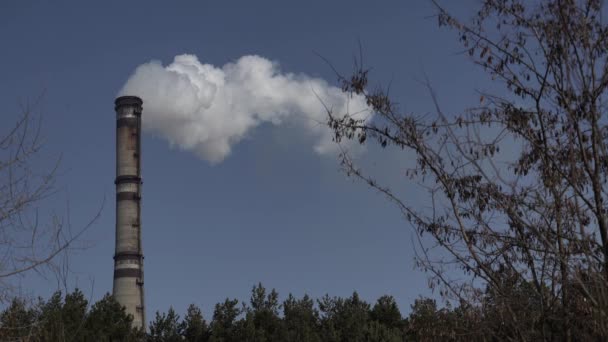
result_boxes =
[114,268,143,279]
[114,252,144,261]
[115,175,142,185]
[116,192,141,201]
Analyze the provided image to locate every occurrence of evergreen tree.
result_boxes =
[318,292,370,342]
[0,298,39,341]
[0,290,139,341]
[37,291,67,341]
[208,298,241,342]
[61,289,88,340]
[84,293,143,341]
[283,294,321,342]
[362,320,403,342]
[370,295,403,331]
[244,283,284,342]
[182,304,209,342]
[148,307,183,342]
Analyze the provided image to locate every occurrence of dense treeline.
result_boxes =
[0,290,142,341]
[0,281,604,341]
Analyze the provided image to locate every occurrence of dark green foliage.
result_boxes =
[9,282,605,341]
[84,293,143,341]
[182,304,209,342]
[148,307,183,342]
[283,294,321,342]
[318,292,371,342]
[208,298,242,342]
[37,291,66,341]
[405,298,453,341]
[241,283,284,342]
[0,298,39,341]
[370,295,402,331]
[0,290,141,342]
[143,284,406,341]
[363,320,403,342]
[61,290,88,338]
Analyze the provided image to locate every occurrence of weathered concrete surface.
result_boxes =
[113,96,145,330]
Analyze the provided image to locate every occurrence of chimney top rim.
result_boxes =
[115,96,143,107]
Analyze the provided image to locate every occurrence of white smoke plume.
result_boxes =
[119,54,370,163]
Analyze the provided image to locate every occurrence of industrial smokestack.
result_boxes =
[113,96,145,330]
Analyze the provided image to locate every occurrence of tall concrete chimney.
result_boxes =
[113,96,145,330]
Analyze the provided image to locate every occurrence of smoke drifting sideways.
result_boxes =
[119,54,371,164]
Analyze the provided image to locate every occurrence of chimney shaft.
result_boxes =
[113,96,145,330]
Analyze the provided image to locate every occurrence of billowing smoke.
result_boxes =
[119,54,370,163]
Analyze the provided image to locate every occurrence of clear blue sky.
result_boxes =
[0,1,488,320]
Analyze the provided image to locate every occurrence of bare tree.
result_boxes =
[327,0,608,339]
[0,98,100,302]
